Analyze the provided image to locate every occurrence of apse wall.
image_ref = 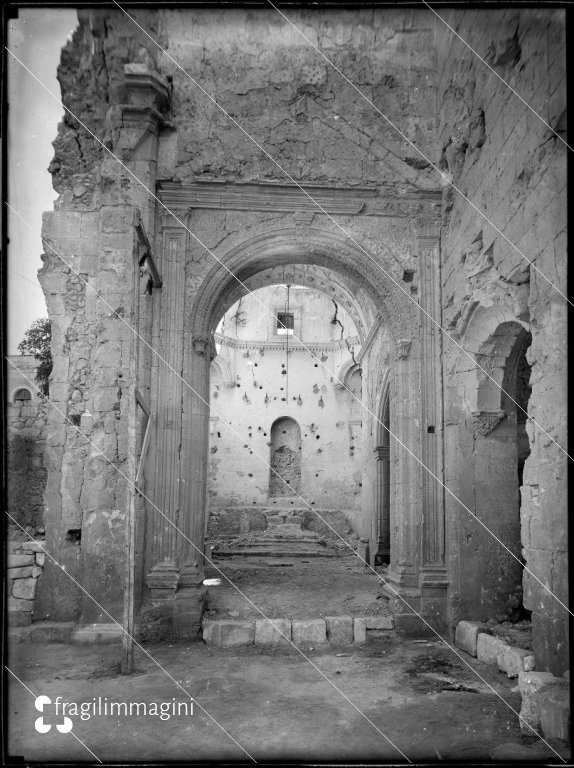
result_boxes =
[208,286,364,518]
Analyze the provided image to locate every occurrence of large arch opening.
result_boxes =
[191,229,421,627]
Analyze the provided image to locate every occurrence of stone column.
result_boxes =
[172,332,211,640]
[417,221,448,629]
[373,445,390,564]
[144,220,187,605]
[383,338,424,633]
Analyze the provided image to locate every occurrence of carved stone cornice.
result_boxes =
[214,333,359,354]
[157,180,441,218]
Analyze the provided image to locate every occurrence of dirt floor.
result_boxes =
[204,552,392,620]
[7,635,570,763]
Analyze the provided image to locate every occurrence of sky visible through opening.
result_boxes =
[7,8,77,354]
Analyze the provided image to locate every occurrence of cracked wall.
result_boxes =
[436,9,567,673]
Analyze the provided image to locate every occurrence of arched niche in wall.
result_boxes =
[455,307,533,620]
[12,388,32,403]
[269,417,302,497]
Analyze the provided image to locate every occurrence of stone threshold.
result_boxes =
[455,621,570,743]
[202,615,394,648]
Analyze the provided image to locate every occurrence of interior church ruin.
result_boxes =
[7,4,568,755]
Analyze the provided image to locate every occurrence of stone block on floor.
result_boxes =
[72,624,124,644]
[476,633,508,665]
[538,681,570,741]
[292,619,327,646]
[518,671,557,735]
[354,618,367,644]
[203,620,255,647]
[497,645,531,678]
[455,621,482,657]
[29,622,73,644]
[325,616,354,645]
[255,619,291,646]
[365,615,394,630]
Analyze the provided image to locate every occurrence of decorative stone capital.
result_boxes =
[471,410,507,437]
[192,336,210,356]
[395,339,411,359]
[193,336,216,360]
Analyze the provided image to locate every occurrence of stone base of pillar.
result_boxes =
[139,559,180,642]
[532,613,570,676]
[139,601,176,643]
[381,567,432,636]
[173,585,207,641]
[173,561,207,641]
[419,568,449,633]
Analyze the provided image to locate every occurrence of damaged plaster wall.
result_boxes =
[208,286,364,517]
[436,10,567,673]
[35,9,164,623]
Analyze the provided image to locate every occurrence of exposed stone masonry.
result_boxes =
[26,7,567,681]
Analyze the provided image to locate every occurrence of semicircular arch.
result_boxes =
[188,227,414,345]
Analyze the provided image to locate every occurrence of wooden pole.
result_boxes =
[121,224,142,675]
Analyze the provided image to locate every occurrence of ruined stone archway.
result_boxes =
[138,212,444,637]
[188,227,415,346]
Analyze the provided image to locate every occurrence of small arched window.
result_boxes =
[13,388,32,403]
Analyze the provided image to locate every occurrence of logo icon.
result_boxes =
[34,695,73,733]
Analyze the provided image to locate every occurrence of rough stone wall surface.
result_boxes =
[436,10,567,672]
[159,8,438,187]
[7,391,48,533]
[7,538,46,626]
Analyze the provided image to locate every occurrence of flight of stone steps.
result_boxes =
[210,501,336,559]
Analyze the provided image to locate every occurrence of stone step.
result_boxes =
[202,615,394,648]
[213,547,335,558]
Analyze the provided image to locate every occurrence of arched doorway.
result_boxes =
[453,316,533,621]
[141,222,441,638]
[269,417,302,497]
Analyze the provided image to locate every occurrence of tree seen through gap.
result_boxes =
[18,318,52,397]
